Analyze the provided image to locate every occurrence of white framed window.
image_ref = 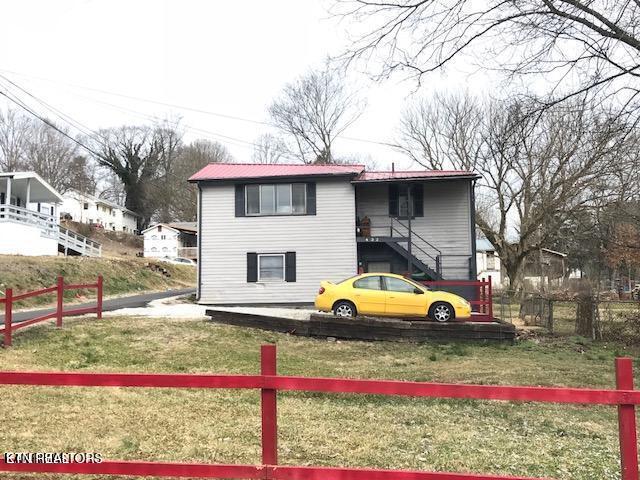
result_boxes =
[258,254,285,282]
[246,184,306,216]
[161,235,166,240]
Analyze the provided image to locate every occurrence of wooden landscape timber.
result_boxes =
[205,310,516,342]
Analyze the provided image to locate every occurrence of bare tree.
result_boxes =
[24,120,80,193]
[164,139,233,221]
[90,122,183,229]
[269,64,364,164]
[252,133,287,164]
[398,93,627,288]
[336,0,640,110]
[0,108,29,171]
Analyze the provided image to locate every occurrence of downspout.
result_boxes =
[196,183,202,302]
[407,183,412,276]
[470,179,478,281]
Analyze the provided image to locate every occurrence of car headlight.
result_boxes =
[457,299,470,307]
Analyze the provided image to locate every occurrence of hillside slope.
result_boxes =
[0,256,196,308]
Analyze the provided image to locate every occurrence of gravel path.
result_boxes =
[105,296,317,320]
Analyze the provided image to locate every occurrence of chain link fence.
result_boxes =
[494,291,640,343]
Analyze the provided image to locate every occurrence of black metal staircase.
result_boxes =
[390,218,442,279]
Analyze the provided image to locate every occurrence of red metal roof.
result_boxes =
[188,163,479,183]
[354,170,477,182]
[189,163,365,181]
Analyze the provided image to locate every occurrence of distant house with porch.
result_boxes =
[0,172,100,257]
[142,222,197,260]
[189,163,480,304]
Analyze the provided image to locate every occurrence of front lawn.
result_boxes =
[1,315,638,480]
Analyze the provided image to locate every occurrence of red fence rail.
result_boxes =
[421,276,493,322]
[0,344,637,479]
[1,275,103,347]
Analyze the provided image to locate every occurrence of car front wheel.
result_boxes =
[333,301,356,318]
[429,302,454,323]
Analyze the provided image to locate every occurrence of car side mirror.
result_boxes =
[414,288,424,294]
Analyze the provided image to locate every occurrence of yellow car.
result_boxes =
[315,273,472,322]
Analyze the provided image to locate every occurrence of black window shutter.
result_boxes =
[285,252,296,282]
[306,183,316,215]
[247,252,258,282]
[412,184,424,217]
[388,184,398,216]
[235,184,246,217]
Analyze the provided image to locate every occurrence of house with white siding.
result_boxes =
[476,238,503,287]
[142,222,197,260]
[0,172,101,257]
[60,190,139,234]
[189,163,480,305]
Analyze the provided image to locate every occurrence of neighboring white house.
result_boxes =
[142,222,197,259]
[189,163,480,305]
[60,190,139,233]
[476,238,503,288]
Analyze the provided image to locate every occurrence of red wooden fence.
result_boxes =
[421,276,493,322]
[0,344,637,479]
[1,275,103,347]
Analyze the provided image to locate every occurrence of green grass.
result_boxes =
[0,315,638,480]
[0,256,196,309]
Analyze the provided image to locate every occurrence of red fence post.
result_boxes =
[56,276,64,328]
[97,275,103,320]
[261,344,278,470]
[4,288,12,347]
[488,275,493,320]
[616,358,639,480]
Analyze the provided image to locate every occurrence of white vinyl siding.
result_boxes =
[199,179,357,304]
[356,180,473,279]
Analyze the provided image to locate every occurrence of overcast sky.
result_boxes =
[0,0,495,170]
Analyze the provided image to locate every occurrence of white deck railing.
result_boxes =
[59,226,102,257]
[0,204,58,238]
[0,204,101,257]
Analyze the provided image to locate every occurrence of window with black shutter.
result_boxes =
[247,252,297,283]
[388,184,423,218]
[285,252,296,282]
[238,183,316,216]
[247,252,258,282]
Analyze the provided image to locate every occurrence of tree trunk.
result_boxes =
[575,292,599,339]
[503,257,524,292]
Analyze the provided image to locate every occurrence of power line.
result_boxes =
[0,68,402,149]
[0,87,104,159]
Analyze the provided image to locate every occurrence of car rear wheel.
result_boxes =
[333,301,356,318]
[429,302,454,323]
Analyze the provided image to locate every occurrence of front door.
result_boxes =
[351,275,386,315]
[382,276,427,316]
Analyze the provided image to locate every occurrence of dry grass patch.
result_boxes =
[0,315,638,480]
[0,256,195,309]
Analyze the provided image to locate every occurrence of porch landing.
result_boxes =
[205,310,516,342]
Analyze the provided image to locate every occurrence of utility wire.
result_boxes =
[0,87,104,159]
[0,68,402,149]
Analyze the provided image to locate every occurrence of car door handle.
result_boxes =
[388,296,395,299]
